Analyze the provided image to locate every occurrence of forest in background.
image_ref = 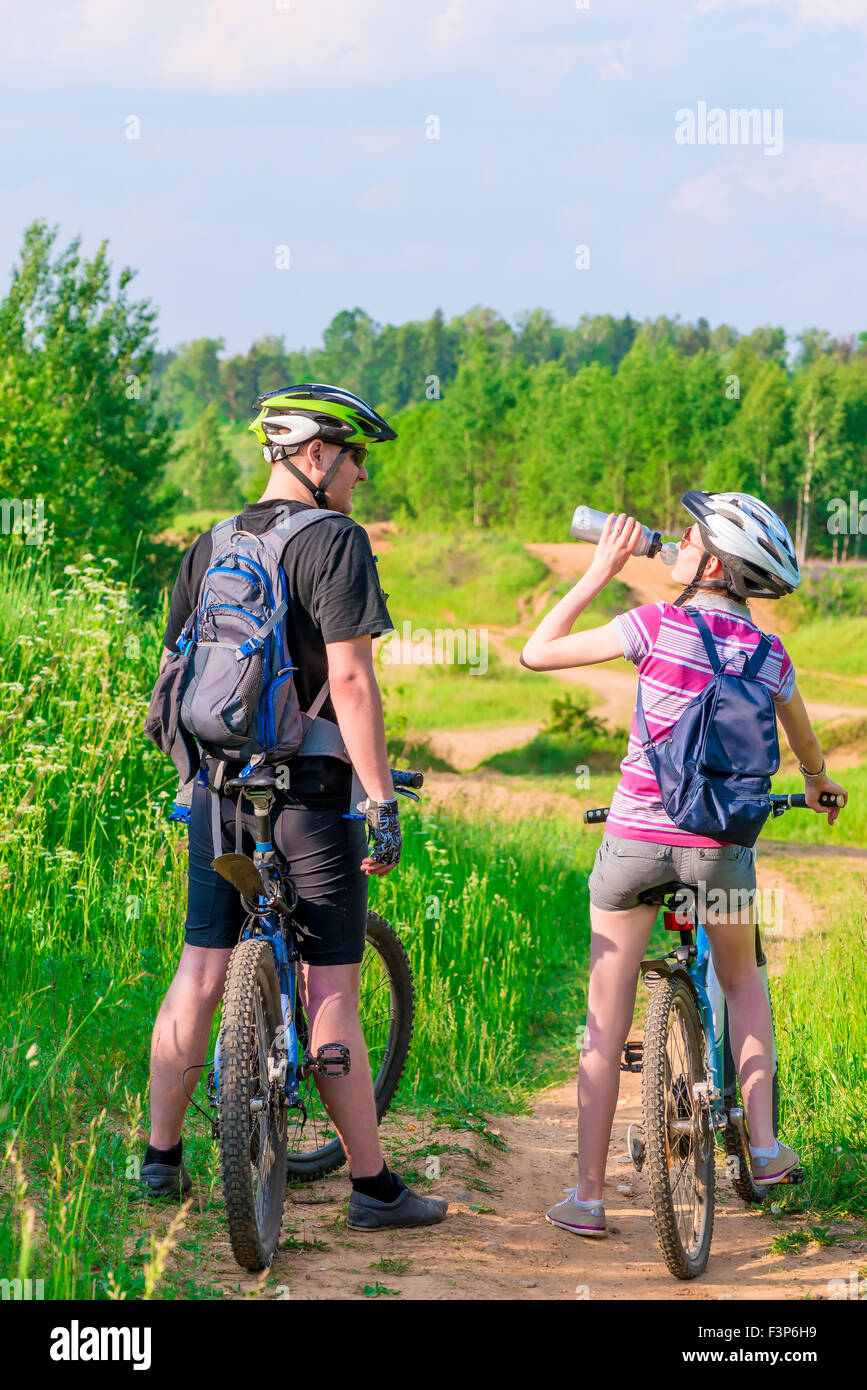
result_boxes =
[1,221,866,588]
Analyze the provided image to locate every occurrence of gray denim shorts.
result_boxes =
[587,832,756,913]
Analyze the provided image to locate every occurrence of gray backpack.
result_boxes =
[145,508,352,812]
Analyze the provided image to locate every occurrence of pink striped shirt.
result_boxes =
[607,597,796,847]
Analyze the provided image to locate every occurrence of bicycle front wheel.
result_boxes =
[643,973,715,1280]
[219,936,288,1270]
[286,910,415,1180]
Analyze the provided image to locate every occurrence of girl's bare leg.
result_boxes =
[576,903,657,1201]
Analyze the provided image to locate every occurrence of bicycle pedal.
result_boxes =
[621,1040,643,1072]
[779,1167,805,1185]
[626,1122,646,1171]
[315,1043,351,1078]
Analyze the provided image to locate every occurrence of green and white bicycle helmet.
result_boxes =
[249,383,397,508]
[680,490,801,601]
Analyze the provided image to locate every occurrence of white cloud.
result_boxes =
[669,138,867,229]
[695,0,867,33]
[0,0,598,92]
[664,138,867,276]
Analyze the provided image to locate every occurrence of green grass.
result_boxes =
[794,672,867,708]
[765,767,867,849]
[773,883,867,1218]
[375,530,549,629]
[784,615,867,681]
[377,643,585,733]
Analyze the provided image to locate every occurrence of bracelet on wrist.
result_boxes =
[798,757,826,780]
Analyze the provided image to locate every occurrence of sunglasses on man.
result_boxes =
[339,444,368,470]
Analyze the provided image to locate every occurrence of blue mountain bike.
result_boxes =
[207,767,422,1271]
[583,790,841,1280]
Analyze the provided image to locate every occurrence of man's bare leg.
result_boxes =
[298,960,383,1177]
[148,944,232,1149]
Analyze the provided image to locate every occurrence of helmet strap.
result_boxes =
[673,550,729,608]
[268,445,351,509]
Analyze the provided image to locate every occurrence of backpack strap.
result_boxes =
[745,632,773,679]
[208,514,239,565]
[636,607,720,747]
[263,506,346,553]
[306,679,331,719]
[634,679,653,748]
[687,605,774,680]
[683,607,722,672]
[258,508,349,718]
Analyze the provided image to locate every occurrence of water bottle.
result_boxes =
[569,505,678,563]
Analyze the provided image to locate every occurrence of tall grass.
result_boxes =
[775,900,867,1217]
[0,548,606,1296]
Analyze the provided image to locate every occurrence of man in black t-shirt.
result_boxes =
[143,384,447,1231]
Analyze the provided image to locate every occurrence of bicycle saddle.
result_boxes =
[224,768,279,795]
[637,879,693,908]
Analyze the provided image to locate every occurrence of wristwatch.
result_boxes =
[798,757,826,780]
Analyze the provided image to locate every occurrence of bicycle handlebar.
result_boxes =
[582,790,843,825]
[391,769,425,789]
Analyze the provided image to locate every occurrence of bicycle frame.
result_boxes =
[210,781,353,1122]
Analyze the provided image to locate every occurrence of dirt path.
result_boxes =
[190,1062,860,1301]
[425,722,544,771]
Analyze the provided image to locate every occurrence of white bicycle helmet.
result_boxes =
[680,490,801,600]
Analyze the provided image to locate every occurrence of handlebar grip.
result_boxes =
[773,791,843,809]
[391,769,424,789]
[582,807,609,824]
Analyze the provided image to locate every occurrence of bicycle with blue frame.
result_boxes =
[196,765,422,1271]
[583,790,842,1280]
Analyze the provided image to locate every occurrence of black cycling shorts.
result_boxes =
[184,767,369,965]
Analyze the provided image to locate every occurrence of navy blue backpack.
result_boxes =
[635,607,780,847]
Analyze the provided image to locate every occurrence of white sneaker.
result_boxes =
[545,1187,606,1237]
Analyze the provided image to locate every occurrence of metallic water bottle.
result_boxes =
[570,504,677,562]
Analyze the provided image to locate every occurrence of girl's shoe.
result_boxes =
[545,1188,606,1237]
[751,1140,800,1186]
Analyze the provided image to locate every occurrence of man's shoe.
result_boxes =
[347,1173,448,1229]
[140,1159,193,1198]
[545,1188,606,1237]
[751,1141,800,1186]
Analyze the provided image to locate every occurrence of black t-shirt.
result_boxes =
[164,499,393,800]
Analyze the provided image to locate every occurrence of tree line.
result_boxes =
[1,222,864,586]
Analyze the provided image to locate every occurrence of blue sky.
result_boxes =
[1,0,865,355]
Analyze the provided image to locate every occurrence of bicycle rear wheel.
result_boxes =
[643,973,715,1280]
[285,910,414,1180]
[219,937,288,1270]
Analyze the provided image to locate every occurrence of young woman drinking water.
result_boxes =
[521,492,847,1237]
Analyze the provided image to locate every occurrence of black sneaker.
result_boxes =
[140,1158,193,1198]
[347,1173,448,1230]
